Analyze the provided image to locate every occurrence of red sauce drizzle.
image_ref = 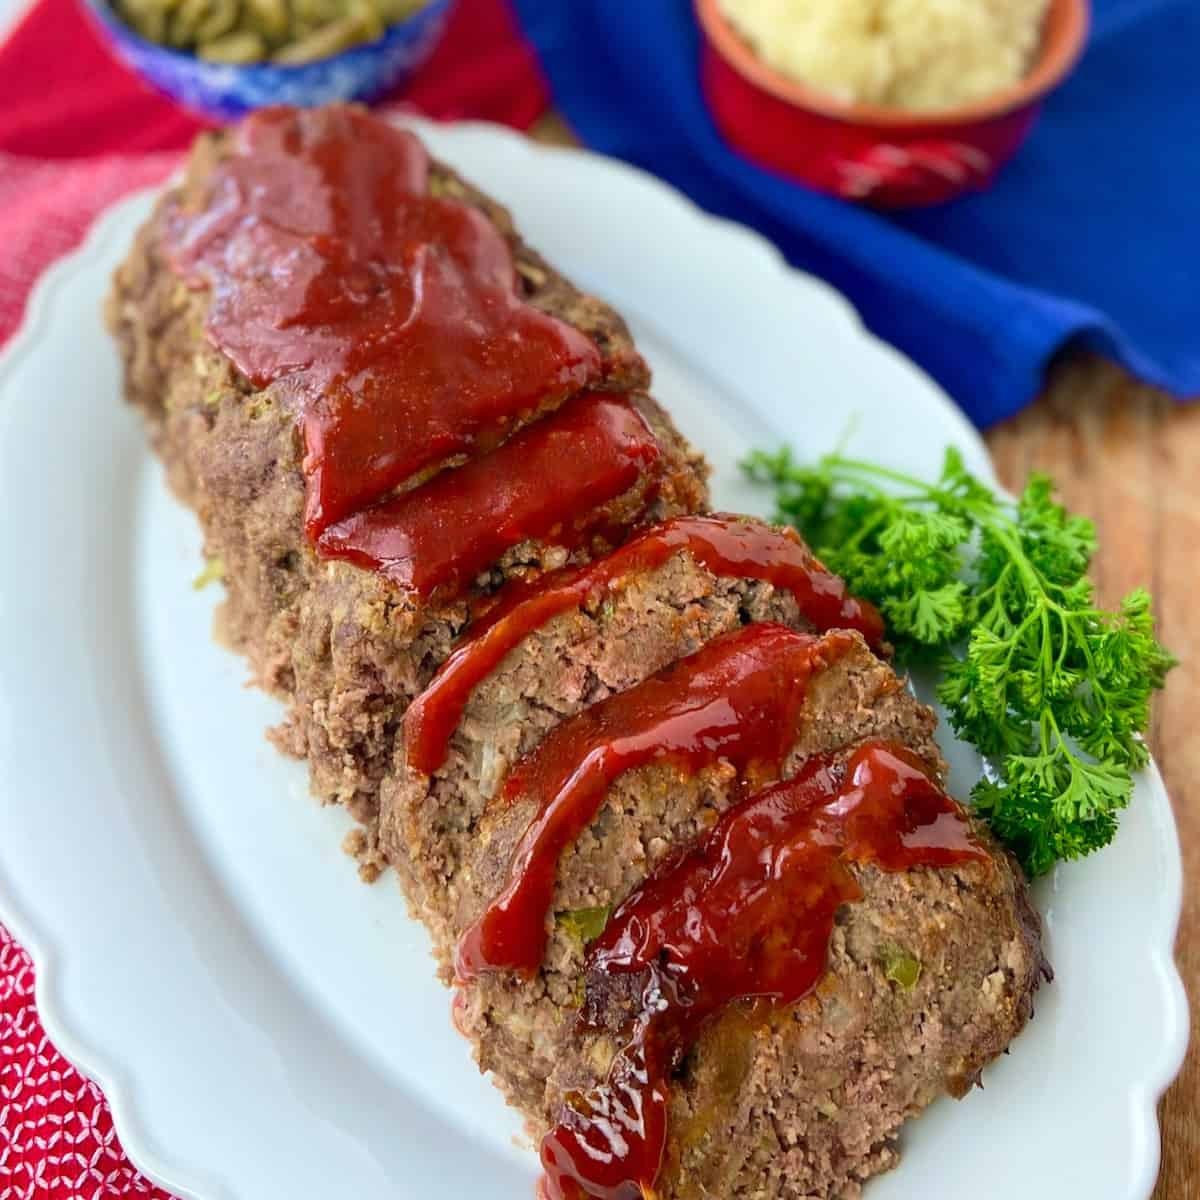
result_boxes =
[318,393,661,599]
[405,515,885,774]
[455,624,857,981]
[540,741,988,1200]
[164,105,603,538]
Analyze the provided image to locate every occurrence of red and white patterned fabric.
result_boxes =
[0,0,548,1192]
[1,926,174,1198]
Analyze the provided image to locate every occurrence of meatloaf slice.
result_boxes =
[104,130,707,838]
[379,564,1044,1198]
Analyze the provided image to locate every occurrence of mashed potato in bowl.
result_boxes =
[716,0,1052,111]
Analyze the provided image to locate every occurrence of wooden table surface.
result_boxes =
[989,359,1197,1200]
[530,113,1196,1199]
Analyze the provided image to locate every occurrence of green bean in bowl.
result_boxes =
[113,0,429,64]
[82,0,452,119]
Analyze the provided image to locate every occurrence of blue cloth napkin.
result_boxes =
[511,0,1199,427]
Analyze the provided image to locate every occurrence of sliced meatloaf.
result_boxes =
[379,562,1045,1198]
[105,129,707,843]
[109,109,1046,1200]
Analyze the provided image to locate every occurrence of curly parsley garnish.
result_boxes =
[743,445,1175,878]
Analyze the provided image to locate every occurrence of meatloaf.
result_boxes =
[107,105,1046,1200]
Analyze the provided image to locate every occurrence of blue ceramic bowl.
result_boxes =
[81,0,454,122]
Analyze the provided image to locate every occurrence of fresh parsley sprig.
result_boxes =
[742,445,1175,878]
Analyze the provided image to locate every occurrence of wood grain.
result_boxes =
[987,357,1197,1200]
[529,117,1195,1195]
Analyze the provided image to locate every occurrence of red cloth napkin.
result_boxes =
[0,2,548,1193]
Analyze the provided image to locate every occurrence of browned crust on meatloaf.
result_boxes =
[105,129,708,845]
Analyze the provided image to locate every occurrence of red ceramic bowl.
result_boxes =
[696,0,1090,208]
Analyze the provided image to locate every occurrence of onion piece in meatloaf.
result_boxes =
[381,564,1046,1200]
